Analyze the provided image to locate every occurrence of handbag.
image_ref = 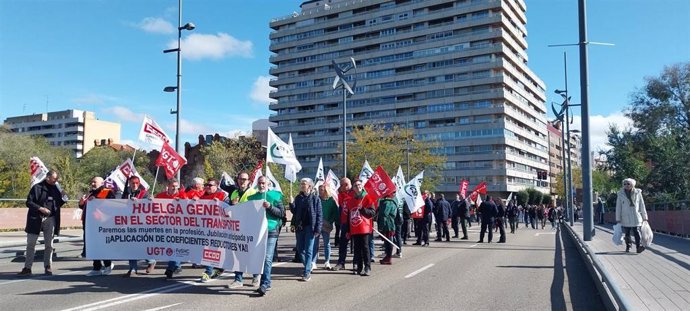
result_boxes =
[612,223,624,246]
[640,221,653,247]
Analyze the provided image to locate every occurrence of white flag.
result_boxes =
[476,193,483,206]
[506,192,513,203]
[266,128,301,168]
[105,158,150,192]
[415,170,424,185]
[265,165,282,193]
[29,156,49,187]
[251,169,263,189]
[284,134,300,183]
[402,172,424,213]
[358,160,374,184]
[393,166,406,206]
[325,169,340,205]
[220,171,235,187]
[138,115,171,147]
[314,158,325,189]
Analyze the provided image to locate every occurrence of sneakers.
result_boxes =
[102,263,114,276]
[199,272,211,283]
[301,274,311,282]
[227,281,244,289]
[636,246,646,254]
[251,278,260,288]
[257,286,268,296]
[324,262,332,270]
[461,237,468,240]
[393,253,402,258]
[44,266,53,276]
[86,269,103,277]
[211,269,223,279]
[331,264,344,271]
[17,268,32,276]
[164,269,173,279]
[122,270,135,278]
[361,267,370,276]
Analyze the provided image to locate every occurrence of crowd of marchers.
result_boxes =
[17,170,648,297]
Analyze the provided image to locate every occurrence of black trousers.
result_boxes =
[437,221,450,241]
[451,217,459,237]
[496,218,506,242]
[508,216,517,233]
[460,217,468,238]
[401,218,410,242]
[624,226,641,247]
[479,218,494,242]
[415,218,429,244]
[352,234,371,273]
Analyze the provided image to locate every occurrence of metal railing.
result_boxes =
[561,222,631,311]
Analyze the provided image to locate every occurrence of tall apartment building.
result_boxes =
[268,0,549,196]
[3,109,121,158]
[547,120,582,196]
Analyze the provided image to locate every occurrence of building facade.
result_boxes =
[268,0,549,195]
[3,109,121,158]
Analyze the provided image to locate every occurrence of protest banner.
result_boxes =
[85,199,268,274]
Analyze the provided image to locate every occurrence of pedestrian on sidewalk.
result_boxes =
[80,176,116,276]
[18,170,67,276]
[615,178,648,254]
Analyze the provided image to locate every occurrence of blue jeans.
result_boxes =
[312,230,331,266]
[295,229,315,277]
[260,235,278,289]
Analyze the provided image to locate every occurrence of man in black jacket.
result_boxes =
[19,170,66,276]
[452,194,470,240]
[478,196,498,243]
[434,194,451,242]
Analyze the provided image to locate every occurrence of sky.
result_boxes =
[1,0,688,153]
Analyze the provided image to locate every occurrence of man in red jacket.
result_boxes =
[155,178,186,279]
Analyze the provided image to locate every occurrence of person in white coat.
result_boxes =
[615,178,648,253]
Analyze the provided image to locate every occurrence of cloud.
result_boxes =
[103,106,144,123]
[134,17,174,34]
[164,119,213,135]
[249,76,275,105]
[170,33,253,60]
[72,94,117,105]
[571,112,634,152]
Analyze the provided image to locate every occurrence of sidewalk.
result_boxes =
[570,222,690,311]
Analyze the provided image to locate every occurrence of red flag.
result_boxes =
[155,142,187,179]
[363,166,396,202]
[459,180,469,197]
[468,181,487,201]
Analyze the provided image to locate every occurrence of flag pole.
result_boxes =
[151,167,160,194]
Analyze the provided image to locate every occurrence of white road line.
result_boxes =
[534,232,557,236]
[469,244,478,248]
[273,262,287,266]
[142,303,183,311]
[0,270,82,286]
[404,264,434,279]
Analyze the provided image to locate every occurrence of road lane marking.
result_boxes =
[404,264,434,279]
[534,232,557,236]
[469,244,478,248]
[0,270,82,286]
[142,302,183,311]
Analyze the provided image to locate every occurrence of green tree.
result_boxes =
[516,190,529,207]
[542,194,553,207]
[553,168,583,199]
[342,125,446,191]
[604,62,690,201]
[201,137,264,182]
[526,187,543,205]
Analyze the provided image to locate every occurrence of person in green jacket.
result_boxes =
[228,176,284,296]
[312,184,339,270]
[377,193,400,265]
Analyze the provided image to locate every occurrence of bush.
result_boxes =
[516,190,529,207]
[527,187,543,205]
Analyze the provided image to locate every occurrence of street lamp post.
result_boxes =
[164,0,194,181]
[332,58,356,178]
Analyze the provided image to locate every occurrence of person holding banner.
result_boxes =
[241,176,284,296]
[376,193,400,265]
[333,177,354,272]
[312,184,338,270]
[154,179,187,279]
[290,178,322,281]
[80,176,116,276]
[18,170,66,276]
[347,179,376,276]
[198,178,231,283]
[121,176,156,277]
[220,172,258,285]
[186,177,205,199]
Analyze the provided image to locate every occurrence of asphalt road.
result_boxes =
[0,223,605,311]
